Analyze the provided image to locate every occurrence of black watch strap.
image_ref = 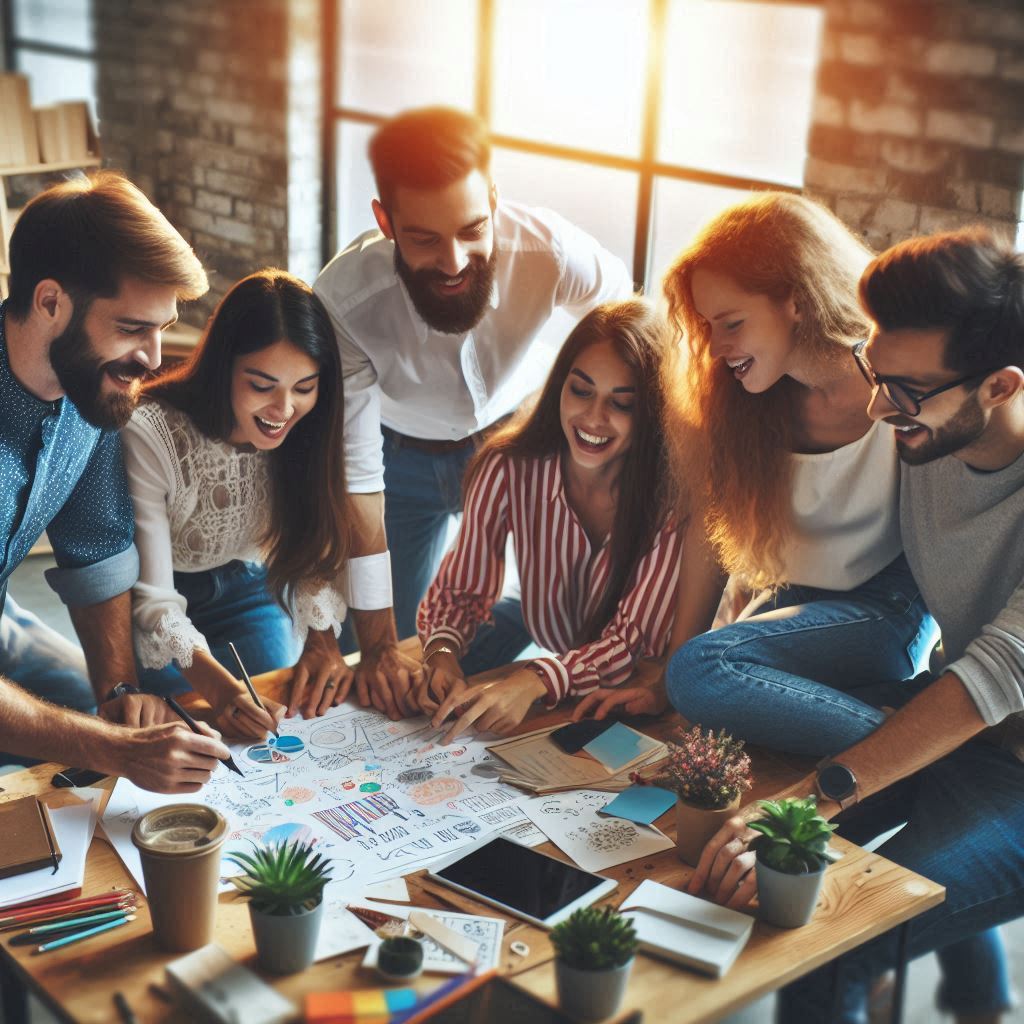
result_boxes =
[103,682,140,703]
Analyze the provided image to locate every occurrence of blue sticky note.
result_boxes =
[582,721,655,772]
[601,785,677,826]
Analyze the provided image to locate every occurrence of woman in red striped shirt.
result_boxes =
[415,298,682,740]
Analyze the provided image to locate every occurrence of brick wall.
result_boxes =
[804,0,1024,249]
[94,0,322,326]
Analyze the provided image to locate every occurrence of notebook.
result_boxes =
[620,879,754,979]
[0,797,61,879]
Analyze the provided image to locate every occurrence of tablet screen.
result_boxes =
[433,837,606,921]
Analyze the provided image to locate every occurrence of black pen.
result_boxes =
[114,991,138,1024]
[228,641,280,739]
[163,696,244,776]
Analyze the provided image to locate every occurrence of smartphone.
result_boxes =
[51,767,108,788]
[550,718,619,754]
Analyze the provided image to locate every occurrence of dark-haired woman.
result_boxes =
[123,270,357,738]
[414,299,682,739]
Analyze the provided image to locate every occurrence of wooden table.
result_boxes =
[0,666,944,1024]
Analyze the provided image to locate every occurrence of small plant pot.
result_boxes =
[555,957,634,1021]
[377,936,424,981]
[755,855,827,929]
[674,795,740,866]
[248,898,324,974]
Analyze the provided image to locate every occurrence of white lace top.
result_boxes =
[122,399,348,670]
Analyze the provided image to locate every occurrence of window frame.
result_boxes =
[323,0,824,288]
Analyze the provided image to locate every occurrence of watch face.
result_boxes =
[818,763,857,801]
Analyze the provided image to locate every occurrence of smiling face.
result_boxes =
[863,326,990,464]
[49,276,178,428]
[228,339,320,450]
[559,339,637,473]
[690,267,801,393]
[375,169,497,334]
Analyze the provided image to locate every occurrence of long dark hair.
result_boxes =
[468,298,671,641]
[145,269,351,602]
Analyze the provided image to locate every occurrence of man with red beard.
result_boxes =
[687,228,1024,1023]
[0,172,231,794]
[315,107,632,718]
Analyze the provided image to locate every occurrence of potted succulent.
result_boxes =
[653,725,753,866]
[748,796,839,928]
[550,905,638,1022]
[227,840,333,973]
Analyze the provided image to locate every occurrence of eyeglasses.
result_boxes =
[851,341,990,417]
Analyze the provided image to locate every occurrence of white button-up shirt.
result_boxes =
[314,201,633,494]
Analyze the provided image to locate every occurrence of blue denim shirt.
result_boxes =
[0,302,138,614]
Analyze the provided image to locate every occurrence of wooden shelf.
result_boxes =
[0,156,101,177]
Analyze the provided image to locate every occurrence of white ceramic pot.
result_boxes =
[755,856,827,929]
[248,898,324,974]
[555,956,634,1021]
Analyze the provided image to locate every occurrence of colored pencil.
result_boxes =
[164,696,244,776]
[229,642,280,739]
[391,970,497,1024]
[32,915,135,954]
[0,898,135,931]
[1,889,134,918]
[10,911,134,946]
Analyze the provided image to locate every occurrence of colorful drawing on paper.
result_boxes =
[247,735,306,764]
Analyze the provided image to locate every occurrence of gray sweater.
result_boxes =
[901,449,1024,726]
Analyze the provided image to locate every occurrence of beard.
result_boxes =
[394,244,497,335]
[49,312,147,429]
[890,393,987,466]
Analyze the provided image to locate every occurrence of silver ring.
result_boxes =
[324,681,336,689]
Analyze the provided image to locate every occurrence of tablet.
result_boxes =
[427,836,617,928]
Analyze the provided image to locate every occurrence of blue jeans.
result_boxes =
[665,556,1013,1021]
[458,596,546,675]
[667,555,938,757]
[777,738,1023,1023]
[138,561,299,697]
[0,594,95,713]
[342,432,475,650]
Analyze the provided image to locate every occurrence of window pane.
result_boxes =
[491,0,648,157]
[659,1,823,185]
[491,147,637,275]
[12,0,93,51]
[337,0,477,113]
[648,177,753,292]
[14,51,97,123]
[335,121,380,248]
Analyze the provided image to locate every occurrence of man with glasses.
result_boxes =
[691,227,1024,1024]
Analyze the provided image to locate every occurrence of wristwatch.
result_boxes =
[424,644,457,665]
[814,759,859,810]
[103,682,140,703]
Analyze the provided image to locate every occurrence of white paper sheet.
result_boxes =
[522,789,674,872]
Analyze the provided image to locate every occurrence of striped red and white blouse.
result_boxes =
[417,451,683,705]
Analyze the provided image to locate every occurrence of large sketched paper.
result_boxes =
[102,702,536,896]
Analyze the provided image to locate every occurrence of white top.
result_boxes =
[122,400,348,670]
[780,418,903,590]
[314,200,634,494]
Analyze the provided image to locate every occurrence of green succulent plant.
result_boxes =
[748,796,840,876]
[550,905,638,972]
[226,840,333,916]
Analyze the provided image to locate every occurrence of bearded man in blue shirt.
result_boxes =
[0,172,230,793]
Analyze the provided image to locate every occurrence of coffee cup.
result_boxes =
[131,803,227,952]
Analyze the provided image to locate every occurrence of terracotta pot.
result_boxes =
[674,795,740,866]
